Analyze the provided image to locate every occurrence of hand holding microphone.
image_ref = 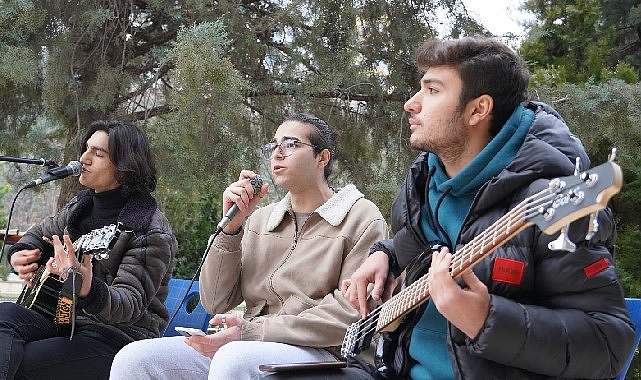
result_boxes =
[218,171,267,233]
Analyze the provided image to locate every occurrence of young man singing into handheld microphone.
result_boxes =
[110,113,388,380]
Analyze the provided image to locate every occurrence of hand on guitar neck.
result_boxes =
[428,247,489,339]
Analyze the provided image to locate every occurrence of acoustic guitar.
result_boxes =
[16,224,121,323]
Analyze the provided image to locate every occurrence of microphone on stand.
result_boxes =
[24,161,82,189]
[217,175,264,231]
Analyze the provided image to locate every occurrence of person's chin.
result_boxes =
[409,136,423,151]
[78,175,89,187]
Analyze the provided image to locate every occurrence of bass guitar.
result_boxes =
[16,223,121,324]
[341,158,623,375]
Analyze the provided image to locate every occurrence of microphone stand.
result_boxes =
[0,156,58,261]
[0,187,27,264]
[0,156,59,168]
[162,177,262,336]
[162,224,227,337]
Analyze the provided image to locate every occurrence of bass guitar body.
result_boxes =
[377,249,436,378]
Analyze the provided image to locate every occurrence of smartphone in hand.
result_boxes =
[175,326,206,337]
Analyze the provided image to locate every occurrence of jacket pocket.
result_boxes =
[281,295,313,316]
[245,299,267,317]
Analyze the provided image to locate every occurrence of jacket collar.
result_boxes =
[267,184,363,230]
[68,189,157,235]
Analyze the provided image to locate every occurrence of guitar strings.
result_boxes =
[343,187,557,355]
[17,224,119,336]
[450,189,557,272]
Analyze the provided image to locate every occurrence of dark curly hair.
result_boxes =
[284,113,339,180]
[80,120,157,195]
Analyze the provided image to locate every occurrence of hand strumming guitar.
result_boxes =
[341,251,405,319]
[10,248,42,288]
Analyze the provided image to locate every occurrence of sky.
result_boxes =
[462,0,533,38]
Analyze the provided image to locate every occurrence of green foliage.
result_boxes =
[0,1,48,157]
[520,0,617,85]
[528,65,569,88]
[521,0,641,86]
[162,194,222,279]
[0,265,9,281]
[614,62,640,83]
[0,45,39,87]
[148,21,249,276]
[0,0,485,278]
[617,226,641,297]
[169,21,245,115]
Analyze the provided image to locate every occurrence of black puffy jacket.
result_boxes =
[379,102,635,379]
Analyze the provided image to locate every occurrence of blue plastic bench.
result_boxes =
[163,278,211,337]
[614,297,641,380]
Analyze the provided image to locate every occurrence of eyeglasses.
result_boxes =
[261,138,317,159]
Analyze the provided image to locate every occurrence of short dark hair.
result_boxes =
[80,120,157,195]
[284,113,338,180]
[416,36,530,136]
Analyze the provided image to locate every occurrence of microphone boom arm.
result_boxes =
[0,156,58,168]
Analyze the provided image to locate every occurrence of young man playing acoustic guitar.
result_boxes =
[268,36,636,379]
[2,120,177,380]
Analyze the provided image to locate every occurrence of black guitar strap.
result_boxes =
[377,243,446,378]
[55,269,83,338]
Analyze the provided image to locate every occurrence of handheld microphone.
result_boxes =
[24,161,82,189]
[217,175,264,231]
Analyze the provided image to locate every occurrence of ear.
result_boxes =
[466,94,493,127]
[317,149,331,168]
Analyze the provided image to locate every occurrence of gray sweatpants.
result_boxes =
[109,336,337,380]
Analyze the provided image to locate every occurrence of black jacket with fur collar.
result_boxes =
[9,189,177,340]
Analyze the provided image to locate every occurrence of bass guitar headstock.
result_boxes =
[527,150,622,252]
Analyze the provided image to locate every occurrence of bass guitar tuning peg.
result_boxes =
[548,224,577,253]
[547,156,582,253]
[585,211,599,241]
